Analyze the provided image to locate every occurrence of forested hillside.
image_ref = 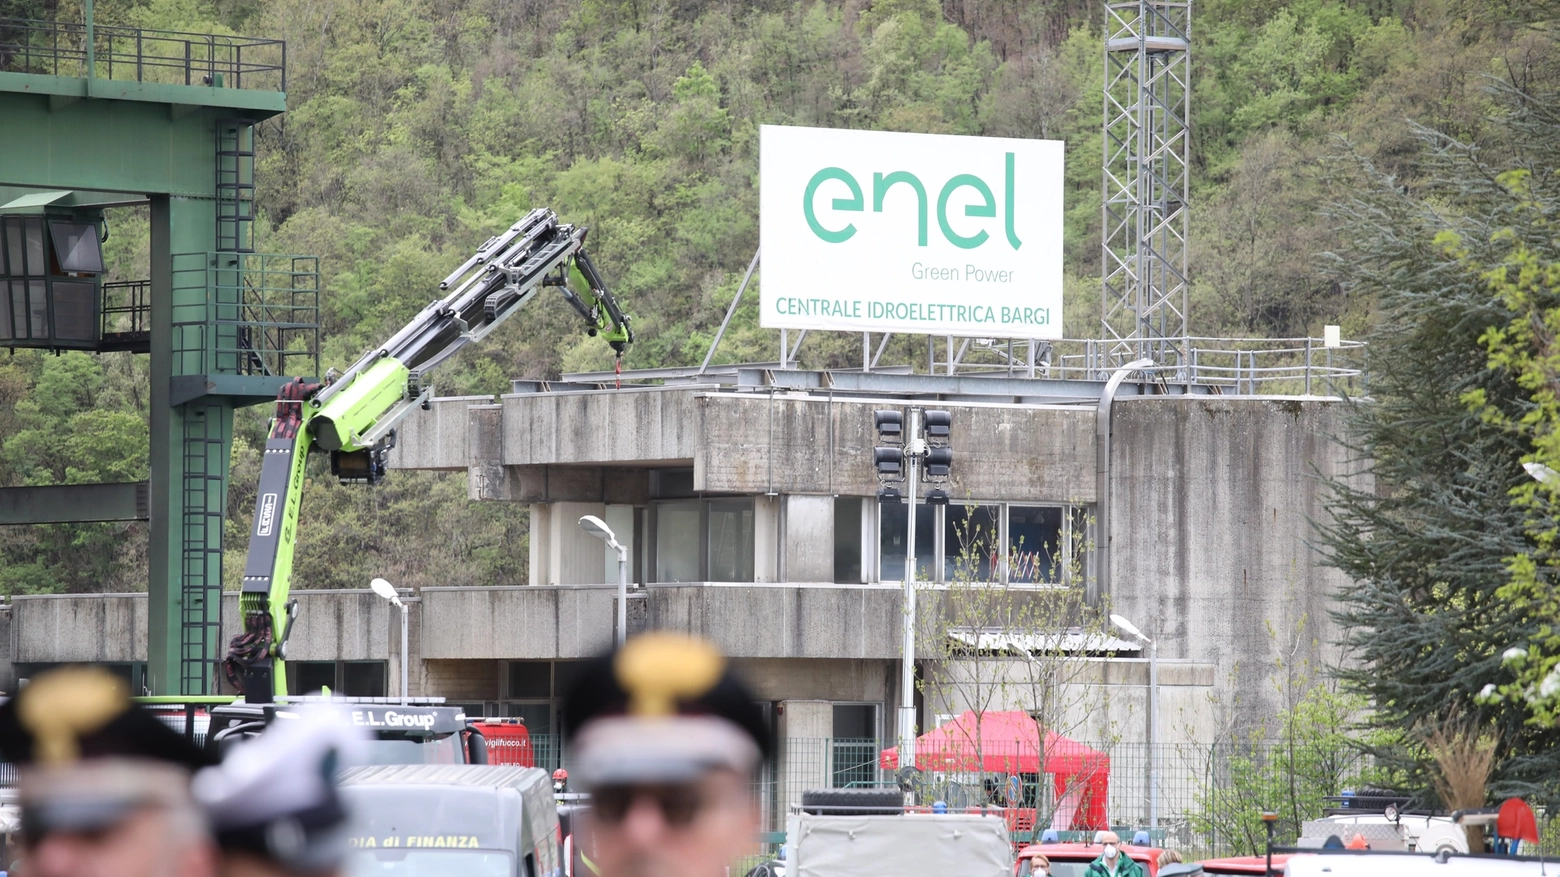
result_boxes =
[1,0,1555,594]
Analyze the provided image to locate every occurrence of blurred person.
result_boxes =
[0,665,218,877]
[563,632,771,877]
[1157,850,1183,868]
[192,709,363,877]
[1085,831,1143,877]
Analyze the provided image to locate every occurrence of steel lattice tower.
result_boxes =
[1101,0,1191,372]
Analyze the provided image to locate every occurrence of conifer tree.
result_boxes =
[1317,89,1560,804]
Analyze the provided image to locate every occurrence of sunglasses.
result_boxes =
[592,784,709,828]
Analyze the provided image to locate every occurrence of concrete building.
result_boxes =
[2,364,1363,829]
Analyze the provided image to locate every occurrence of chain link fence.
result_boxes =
[732,738,1380,858]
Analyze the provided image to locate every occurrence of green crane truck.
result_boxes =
[221,208,633,703]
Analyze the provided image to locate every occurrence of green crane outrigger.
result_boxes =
[224,209,632,702]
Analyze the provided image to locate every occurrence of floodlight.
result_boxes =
[874,447,905,477]
[877,486,903,505]
[874,409,904,443]
[925,447,952,478]
[923,410,951,445]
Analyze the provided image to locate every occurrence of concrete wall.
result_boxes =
[13,593,148,663]
[392,388,1098,503]
[13,590,393,665]
[394,395,495,472]
[693,394,1096,500]
[420,586,617,660]
[1107,397,1359,735]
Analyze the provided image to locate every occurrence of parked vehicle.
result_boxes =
[340,764,561,877]
[1196,854,1291,876]
[1013,842,1165,877]
[1300,813,1466,854]
[1285,850,1552,877]
[783,789,1012,877]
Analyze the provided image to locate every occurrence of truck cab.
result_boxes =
[144,696,492,764]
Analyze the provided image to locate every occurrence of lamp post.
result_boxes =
[873,409,953,773]
[1111,612,1157,831]
[579,515,629,647]
[371,577,408,705]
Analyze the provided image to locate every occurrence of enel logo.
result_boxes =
[802,153,1022,251]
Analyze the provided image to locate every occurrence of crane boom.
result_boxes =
[225,209,632,701]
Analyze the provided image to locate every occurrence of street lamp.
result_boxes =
[1524,462,1558,484]
[1111,613,1157,832]
[371,577,409,705]
[579,515,629,647]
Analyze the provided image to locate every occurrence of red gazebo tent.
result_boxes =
[879,710,1110,830]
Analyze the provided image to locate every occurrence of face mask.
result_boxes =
[1103,845,1118,861]
[1035,869,1049,877]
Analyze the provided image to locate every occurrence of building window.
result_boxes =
[16,661,147,695]
[655,500,703,582]
[944,504,999,582]
[834,496,863,583]
[1008,505,1065,583]
[496,660,587,770]
[707,499,755,581]
[879,501,936,583]
[508,661,551,699]
[876,502,1090,585]
[830,703,881,788]
[286,661,387,697]
[651,498,757,583]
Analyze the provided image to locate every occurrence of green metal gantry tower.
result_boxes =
[0,5,317,694]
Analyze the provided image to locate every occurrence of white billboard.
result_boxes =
[759,125,1063,340]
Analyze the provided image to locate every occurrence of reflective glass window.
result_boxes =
[49,221,104,273]
[944,504,999,582]
[27,280,46,338]
[10,281,26,338]
[22,219,43,276]
[1009,506,1064,583]
[707,498,754,582]
[51,281,96,340]
[4,221,21,276]
[879,501,935,582]
[654,500,701,582]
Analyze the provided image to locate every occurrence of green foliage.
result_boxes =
[1191,683,1384,853]
[1437,94,1560,731]
[1315,80,1560,805]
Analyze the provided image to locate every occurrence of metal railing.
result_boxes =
[937,336,1368,396]
[100,278,149,344]
[0,17,285,90]
[171,252,319,379]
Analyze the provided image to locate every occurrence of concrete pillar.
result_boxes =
[755,495,780,583]
[782,496,834,582]
[529,503,552,586]
[549,501,607,584]
[777,699,833,810]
